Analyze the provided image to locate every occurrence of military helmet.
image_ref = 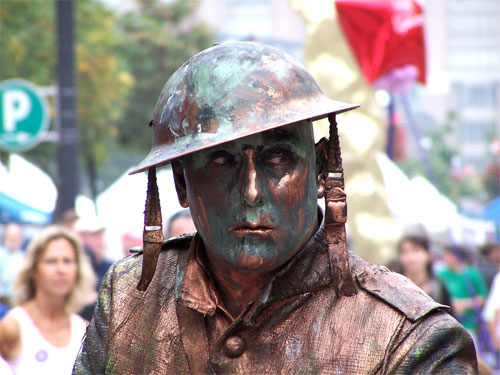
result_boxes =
[134,41,359,298]
[130,41,356,174]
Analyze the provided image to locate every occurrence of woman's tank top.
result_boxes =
[5,306,87,375]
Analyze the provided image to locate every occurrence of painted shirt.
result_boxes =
[74,223,477,374]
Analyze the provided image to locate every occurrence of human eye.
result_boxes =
[208,151,236,167]
[42,258,57,266]
[262,147,293,167]
[64,258,77,265]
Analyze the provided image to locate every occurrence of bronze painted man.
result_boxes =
[74,42,477,374]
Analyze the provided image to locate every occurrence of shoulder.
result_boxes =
[129,232,195,256]
[467,266,484,279]
[71,312,89,327]
[101,234,193,291]
[386,309,477,374]
[436,266,451,278]
[70,313,89,340]
[349,253,446,322]
[491,272,500,293]
[0,310,21,359]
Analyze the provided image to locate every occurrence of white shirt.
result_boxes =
[483,272,500,336]
[5,307,87,375]
[0,355,13,375]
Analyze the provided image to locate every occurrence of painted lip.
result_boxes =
[229,222,275,237]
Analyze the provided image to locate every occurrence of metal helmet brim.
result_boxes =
[129,42,359,175]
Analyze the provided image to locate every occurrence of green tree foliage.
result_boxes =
[0,0,213,203]
[0,0,132,202]
[0,1,55,85]
[115,0,213,152]
[76,0,133,200]
[481,126,500,201]
[0,1,57,172]
[483,161,500,200]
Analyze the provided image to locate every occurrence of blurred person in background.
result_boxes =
[0,226,96,375]
[397,234,451,306]
[165,209,196,239]
[75,217,112,289]
[0,223,26,307]
[438,245,488,342]
[478,243,500,291]
[57,209,80,233]
[483,245,500,359]
[121,232,142,257]
[75,218,111,321]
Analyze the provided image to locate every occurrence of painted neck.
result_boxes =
[207,255,274,319]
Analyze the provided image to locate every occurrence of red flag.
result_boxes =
[335,0,426,84]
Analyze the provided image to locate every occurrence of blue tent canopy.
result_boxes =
[0,191,52,225]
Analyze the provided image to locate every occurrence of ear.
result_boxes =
[171,160,189,208]
[315,137,328,199]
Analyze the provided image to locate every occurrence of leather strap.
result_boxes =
[325,114,357,297]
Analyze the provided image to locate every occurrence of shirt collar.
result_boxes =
[175,208,334,320]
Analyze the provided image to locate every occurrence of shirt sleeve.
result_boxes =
[483,272,500,322]
[470,267,488,298]
[384,311,478,374]
[73,262,116,375]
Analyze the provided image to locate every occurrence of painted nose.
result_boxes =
[241,149,264,207]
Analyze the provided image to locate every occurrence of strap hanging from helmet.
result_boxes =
[325,114,357,297]
[137,167,164,291]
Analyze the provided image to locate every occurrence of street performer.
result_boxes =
[74,42,477,374]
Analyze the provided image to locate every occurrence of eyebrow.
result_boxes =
[262,127,301,144]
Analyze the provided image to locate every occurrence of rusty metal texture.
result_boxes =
[74,223,478,374]
[137,167,164,291]
[324,114,357,297]
[130,42,358,174]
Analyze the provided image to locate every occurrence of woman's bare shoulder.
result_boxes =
[0,311,21,359]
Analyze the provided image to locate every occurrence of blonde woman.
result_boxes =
[0,226,96,374]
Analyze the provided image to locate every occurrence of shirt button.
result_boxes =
[224,335,246,358]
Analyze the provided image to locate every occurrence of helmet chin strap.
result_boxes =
[137,116,357,296]
[325,114,357,297]
[137,167,164,291]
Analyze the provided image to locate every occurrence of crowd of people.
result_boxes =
[0,209,197,374]
[389,226,500,372]
[0,208,499,374]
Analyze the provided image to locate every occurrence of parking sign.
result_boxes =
[0,79,49,151]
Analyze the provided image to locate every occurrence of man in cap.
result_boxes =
[74,42,477,374]
[76,216,112,289]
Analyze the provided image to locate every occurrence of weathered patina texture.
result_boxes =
[137,167,164,291]
[130,42,356,174]
[74,41,477,374]
[74,215,477,374]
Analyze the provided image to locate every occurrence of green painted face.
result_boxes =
[178,122,320,273]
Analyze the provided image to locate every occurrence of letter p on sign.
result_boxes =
[0,80,49,151]
[3,90,32,132]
